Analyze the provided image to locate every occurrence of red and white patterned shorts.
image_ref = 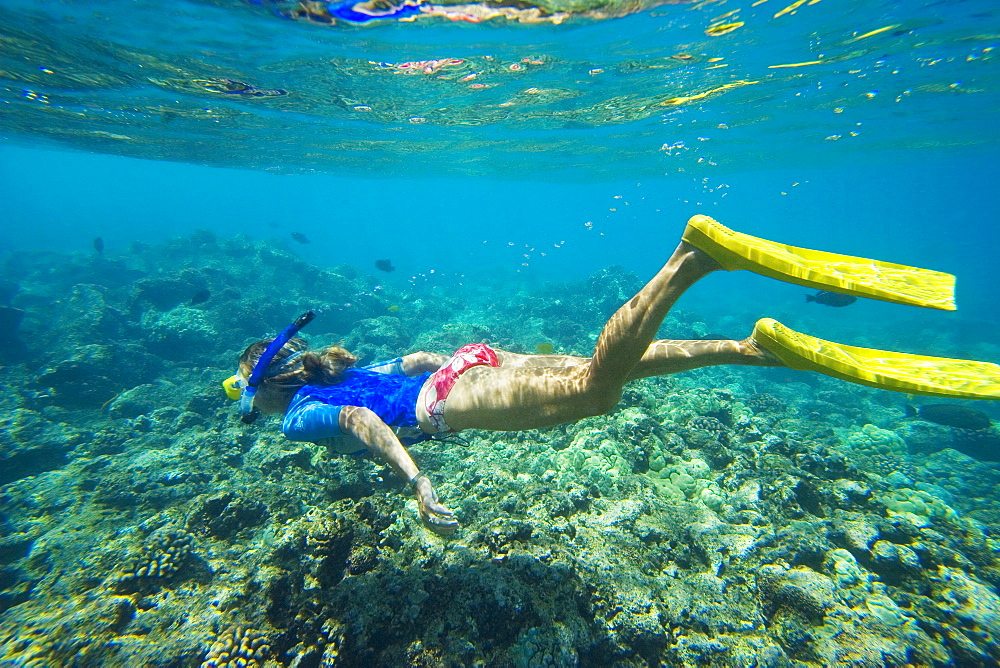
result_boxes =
[423,343,500,433]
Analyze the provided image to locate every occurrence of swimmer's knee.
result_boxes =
[580,387,622,416]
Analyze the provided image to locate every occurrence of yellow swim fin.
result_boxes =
[752,318,1000,400]
[682,215,956,311]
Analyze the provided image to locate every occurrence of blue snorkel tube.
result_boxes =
[239,310,315,424]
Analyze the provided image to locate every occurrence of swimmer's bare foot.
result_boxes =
[738,336,783,367]
[414,476,459,535]
[677,239,725,275]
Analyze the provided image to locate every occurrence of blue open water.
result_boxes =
[2,0,998,328]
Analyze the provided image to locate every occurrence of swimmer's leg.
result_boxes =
[584,239,723,406]
[401,351,449,374]
[495,339,782,380]
[441,217,965,432]
[495,350,588,368]
[626,337,782,379]
[441,241,721,431]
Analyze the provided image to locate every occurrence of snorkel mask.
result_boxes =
[223,311,315,425]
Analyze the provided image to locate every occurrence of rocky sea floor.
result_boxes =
[2,232,1000,666]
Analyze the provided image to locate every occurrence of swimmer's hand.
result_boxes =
[413,476,458,535]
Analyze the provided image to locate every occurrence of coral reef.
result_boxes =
[202,626,272,668]
[1,232,1000,666]
[116,529,194,587]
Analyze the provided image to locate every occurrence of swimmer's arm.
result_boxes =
[339,405,419,480]
[362,352,446,376]
[282,401,343,441]
[400,352,448,375]
[339,406,457,534]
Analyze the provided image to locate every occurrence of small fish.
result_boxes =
[535,342,555,354]
[387,305,399,313]
[375,259,395,273]
[291,232,310,244]
[190,289,211,305]
[906,404,992,431]
[93,237,105,254]
[806,290,857,307]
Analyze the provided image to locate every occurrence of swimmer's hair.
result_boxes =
[299,347,358,385]
[238,337,357,398]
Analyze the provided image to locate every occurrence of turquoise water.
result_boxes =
[2,0,1000,666]
[3,0,999,308]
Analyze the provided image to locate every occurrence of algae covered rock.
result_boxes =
[57,283,129,343]
[510,624,581,667]
[188,493,270,540]
[106,380,180,419]
[824,547,869,589]
[870,539,922,582]
[756,564,838,620]
[0,408,83,484]
[343,314,413,360]
[831,510,880,553]
[483,517,534,556]
[141,306,218,361]
[133,275,205,311]
[35,343,159,408]
[931,565,1000,657]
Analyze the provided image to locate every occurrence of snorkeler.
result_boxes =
[224,215,1000,534]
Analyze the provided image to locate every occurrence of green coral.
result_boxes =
[844,423,907,458]
[645,457,724,509]
[837,423,915,477]
[553,428,631,479]
[883,488,959,527]
[654,388,712,423]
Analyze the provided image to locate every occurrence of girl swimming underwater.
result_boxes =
[227,215,1000,534]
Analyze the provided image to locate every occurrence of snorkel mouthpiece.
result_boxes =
[222,375,242,400]
[239,310,315,424]
[239,387,259,424]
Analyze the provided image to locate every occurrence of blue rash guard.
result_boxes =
[282,358,431,452]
